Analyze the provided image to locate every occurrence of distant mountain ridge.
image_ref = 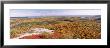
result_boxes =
[10,15,101,18]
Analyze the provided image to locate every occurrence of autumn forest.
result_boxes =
[10,15,101,39]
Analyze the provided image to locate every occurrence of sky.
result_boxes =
[10,9,101,17]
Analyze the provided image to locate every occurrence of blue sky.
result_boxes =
[10,9,101,17]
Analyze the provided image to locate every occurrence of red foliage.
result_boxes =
[50,32,62,39]
[19,34,44,39]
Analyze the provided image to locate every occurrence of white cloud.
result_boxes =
[10,9,101,17]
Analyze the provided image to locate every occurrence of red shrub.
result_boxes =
[19,34,44,39]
